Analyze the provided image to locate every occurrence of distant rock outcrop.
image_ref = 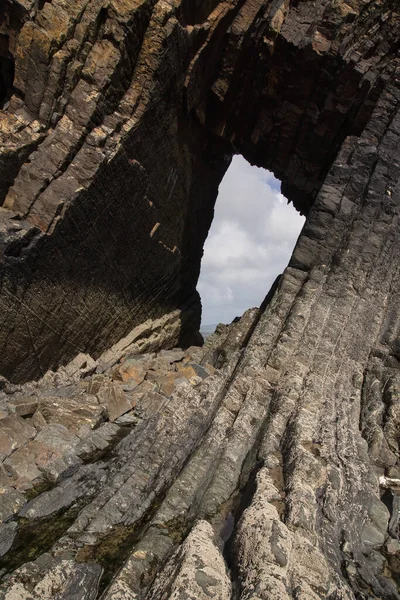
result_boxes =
[0,1,399,598]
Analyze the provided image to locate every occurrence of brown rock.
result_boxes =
[116,361,147,386]
[157,373,180,397]
[87,375,107,396]
[97,382,133,422]
[0,464,14,494]
[38,394,104,433]
[2,424,80,488]
[176,364,206,385]
[122,379,156,395]
[30,410,48,431]
[0,416,36,460]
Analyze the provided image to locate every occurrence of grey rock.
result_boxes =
[74,422,123,461]
[361,522,386,550]
[40,453,83,484]
[0,2,399,599]
[19,464,106,521]
[35,424,80,453]
[55,563,102,600]
[113,412,139,426]
[134,391,168,419]
[6,397,37,417]
[148,521,232,600]
[0,522,18,558]
[368,499,390,540]
[386,538,400,555]
[0,491,25,522]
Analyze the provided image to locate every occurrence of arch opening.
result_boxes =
[198,155,305,333]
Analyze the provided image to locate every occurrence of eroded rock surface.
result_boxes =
[0,301,399,598]
[0,0,399,599]
[0,0,398,382]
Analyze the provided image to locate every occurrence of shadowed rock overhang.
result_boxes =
[0,0,398,382]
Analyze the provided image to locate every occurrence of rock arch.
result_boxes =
[0,0,398,384]
[0,1,399,597]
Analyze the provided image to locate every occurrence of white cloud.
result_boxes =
[197,155,305,325]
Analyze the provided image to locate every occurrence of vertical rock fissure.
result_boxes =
[0,41,14,109]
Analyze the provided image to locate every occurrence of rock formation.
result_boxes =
[0,0,399,598]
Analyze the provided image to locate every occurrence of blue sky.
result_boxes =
[197,155,305,325]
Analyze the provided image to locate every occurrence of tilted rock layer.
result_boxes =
[0,0,399,598]
[0,0,397,382]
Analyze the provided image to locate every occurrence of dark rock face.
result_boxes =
[0,0,397,383]
[0,0,399,598]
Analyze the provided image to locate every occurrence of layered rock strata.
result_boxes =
[0,0,398,381]
[0,303,399,598]
[0,0,399,599]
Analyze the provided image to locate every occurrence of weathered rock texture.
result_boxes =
[0,0,396,383]
[0,307,399,598]
[0,0,400,598]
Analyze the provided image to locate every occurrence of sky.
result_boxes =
[197,155,305,326]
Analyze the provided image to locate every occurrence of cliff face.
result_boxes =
[0,0,399,598]
[0,0,397,382]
